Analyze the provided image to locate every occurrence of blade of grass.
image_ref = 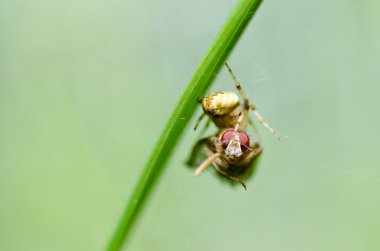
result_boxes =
[107,0,263,249]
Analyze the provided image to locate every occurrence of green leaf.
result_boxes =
[107,0,263,249]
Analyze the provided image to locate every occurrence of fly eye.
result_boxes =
[220,130,250,152]
[238,131,250,152]
[221,130,235,149]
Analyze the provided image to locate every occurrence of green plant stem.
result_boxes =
[107,0,263,250]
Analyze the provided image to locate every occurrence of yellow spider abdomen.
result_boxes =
[202,92,239,116]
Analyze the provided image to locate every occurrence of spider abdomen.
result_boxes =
[202,92,239,116]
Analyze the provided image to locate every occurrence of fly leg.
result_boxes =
[213,164,247,190]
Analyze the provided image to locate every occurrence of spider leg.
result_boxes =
[225,62,279,139]
[194,112,206,131]
[234,110,246,131]
[247,117,263,144]
[198,117,211,137]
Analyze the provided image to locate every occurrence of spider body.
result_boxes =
[189,63,280,189]
[194,63,279,139]
[199,91,246,129]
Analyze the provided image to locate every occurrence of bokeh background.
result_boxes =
[1,0,380,250]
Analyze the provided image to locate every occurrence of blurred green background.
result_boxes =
[1,0,380,250]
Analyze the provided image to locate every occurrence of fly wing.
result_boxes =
[185,137,214,168]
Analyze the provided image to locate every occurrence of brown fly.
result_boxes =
[188,112,263,189]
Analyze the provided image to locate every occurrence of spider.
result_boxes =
[188,112,263,189]
[194,63,279,139]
